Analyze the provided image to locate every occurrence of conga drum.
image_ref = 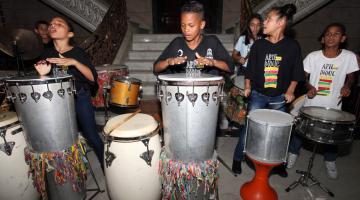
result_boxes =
[225,75,246,125]
[103,113,161,200]
[6,75,86,200]
[157,73,224,161]
[110,76,142,107]
[157,73,222,199]
[0,112,39,200]
[241,109,294,200]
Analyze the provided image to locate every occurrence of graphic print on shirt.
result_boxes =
[317,64,338,96]
[177,49,183,57]
[264,54,281,88]
[206,48,213,59]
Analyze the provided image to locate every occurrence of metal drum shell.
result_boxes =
[6,75,78,152]
[295,106,356,145]
[158,73,224,162]
[245,109,294,164]
[110,76,141,107]
[0,112,39,200]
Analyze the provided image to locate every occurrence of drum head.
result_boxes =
[0,112,18,127]
[95,64,128,71]
[290,95,306,116]
[105,113,158,138]
[6,75,72,85]
[232,75,244,90]
[300,106,356,122]
[248,109,293,126]
[158,73,223,82]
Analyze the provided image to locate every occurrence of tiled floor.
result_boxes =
[84,133,360,200]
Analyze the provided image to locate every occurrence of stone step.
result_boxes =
[141,81,157,96]
[128,50,162,60]
[133,34,234,43]
[132,42,234,52]
[129,69,157,82]
[124,60,154,71]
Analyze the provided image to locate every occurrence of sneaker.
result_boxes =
[272,164,288,178]
[325,161,338,179]
[286,153,298,169]
[232,160,242,174]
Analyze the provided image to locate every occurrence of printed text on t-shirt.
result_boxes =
[264,54,281,88]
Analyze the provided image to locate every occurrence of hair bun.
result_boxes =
[282,4,297,19]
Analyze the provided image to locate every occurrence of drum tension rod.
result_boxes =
[0,130,15,156]
[140,138,154,166]
[105,141,116,167]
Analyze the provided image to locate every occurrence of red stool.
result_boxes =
[240,157,281,200]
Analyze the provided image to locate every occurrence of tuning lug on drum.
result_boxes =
[186,91,198,107]
[201,92,210,106]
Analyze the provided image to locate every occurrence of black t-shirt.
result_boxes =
[154,35,234,75]
[245,37,305,96]
[40,46,98,91]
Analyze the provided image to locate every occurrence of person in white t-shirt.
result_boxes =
[232,14,262,75]
[287,23,359,179]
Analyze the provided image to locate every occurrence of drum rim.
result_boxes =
[5,75,73,86]
[109,102,139,108]
[248,109,294,126]
[103,125,160,142]
[112,76,141,84]
[295,129,353,145]
[158,79,225,86]
[299,106,356,123]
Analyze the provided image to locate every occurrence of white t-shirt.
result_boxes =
[234,35,253,67]
[303,49,359,110]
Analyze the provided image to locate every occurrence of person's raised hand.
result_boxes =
[167,56,187,66]
[34,60,51,76]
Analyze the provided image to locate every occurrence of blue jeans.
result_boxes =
[288,134,337,161]
[76,89,104,165]
[233,90,286,161]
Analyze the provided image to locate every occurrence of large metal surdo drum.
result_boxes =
[245,109,294,164]
[103,113,161,200]
[296,106,355,145]
[5,75,78,152]
[0,112,39,200]
[157,73,224,161]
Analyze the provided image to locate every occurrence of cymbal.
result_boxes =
[0,28,44,60]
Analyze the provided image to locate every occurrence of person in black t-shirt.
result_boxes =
[232,4,305,176]
[34,20,53,49]
[34,16,104,169]
[154,1,234,75]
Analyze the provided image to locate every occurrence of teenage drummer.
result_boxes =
[33,17,104,170]
[287,23,359,179]
[232,4,305,176]
[153,1,234,75]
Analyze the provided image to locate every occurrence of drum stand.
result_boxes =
[285,142,334,197]
[83,145,105,200]
[217,155,238,177]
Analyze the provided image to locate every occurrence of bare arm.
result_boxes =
[154,56,187,73]
[46,57,94,81]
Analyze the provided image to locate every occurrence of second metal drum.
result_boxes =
[6,75,78,152]
[158,73,224,161]
[245,109,294,164]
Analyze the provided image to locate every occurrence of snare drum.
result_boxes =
[157,73,224,161]
[0,112,39,200]
[92,65,128,107]
[245,109,294,164]
[295,106,356,145]
[103,113,161,200]
[110,76,142,107]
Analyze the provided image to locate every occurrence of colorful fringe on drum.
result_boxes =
[24,140,88,200]
[159,148,219,200]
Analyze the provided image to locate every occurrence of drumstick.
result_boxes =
[104,109,141,135]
